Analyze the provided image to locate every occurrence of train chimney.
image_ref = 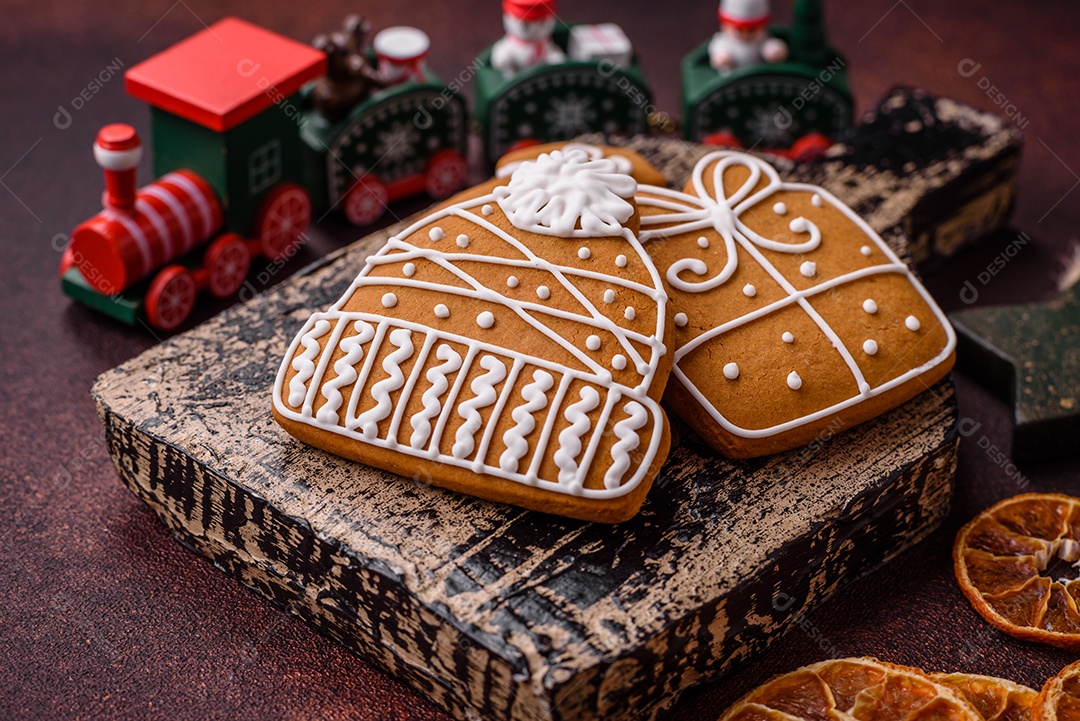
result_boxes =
[93,124,142,213]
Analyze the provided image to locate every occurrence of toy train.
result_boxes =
[61,1,851,332]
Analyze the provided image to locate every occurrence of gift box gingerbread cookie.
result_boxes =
[273,149,672,523]
[636,151,956,458]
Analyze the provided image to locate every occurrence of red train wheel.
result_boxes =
[425,150,468,200]
[205,233,251,298]
[789,133,833,162]
[343,177,388,226]
[146,265,196,332]
[702,131,744,148]
[256,183,311,261]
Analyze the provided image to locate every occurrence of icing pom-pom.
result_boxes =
[782,332,794,343]
[860,245,873,256]
[381,292,398,308]
[862,299,878,314]
[477,311,495,329]
[863,339,879,355]
[615,254,628,268]
[586,335,601,350]
[603,289,615,304]
[481,204,493,216]
[493,149,637,236]
[743,284,756,297]
[456,234,470,248]
[402,262,416,277]
[429,227,445,241]
[787,371,803,390]
[674,312,688,327]
[507,275,519,288]
[612,354,627,370]
[697,236,709,249]
[578,247,591,260]
[773,202,787,215]
[723,362,739,380]
[434,304,450,318]
[537,285,551,300]
[624,306,636,321]
[800,261,816,278]
[905,315,921,331]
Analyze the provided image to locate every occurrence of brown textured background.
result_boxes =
[1,0,1077,718]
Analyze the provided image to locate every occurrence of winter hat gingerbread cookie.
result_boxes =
[273,149,672,523]
[636,151,956,458]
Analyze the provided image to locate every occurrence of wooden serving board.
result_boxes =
[92,135,966,721]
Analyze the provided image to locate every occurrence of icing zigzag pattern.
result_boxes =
[499,369,554,473]
[553,386,601,485]
[289,319,331,406]
[317,321,375,425]
[409,344,463,449]
[452,355,507,460]
[352,328,414,439]
[604,401,648,489]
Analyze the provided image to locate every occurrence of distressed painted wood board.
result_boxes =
[92,138,963,721]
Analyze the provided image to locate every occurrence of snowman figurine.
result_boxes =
[709,0,788,72]
[490,0,566,78]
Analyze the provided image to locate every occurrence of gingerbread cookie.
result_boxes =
[495,141,667,187]
[273,149,673,522]
[636,151,956,458]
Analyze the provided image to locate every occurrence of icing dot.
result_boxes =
[811,194,823,207]
[862,299,878,314]
[615,254,628,268]
[586,335,601,351]
[674,312,688,327]
[697,236,710,249]
[537,285,551,300]
[624,307,636,321]
[402,262,416,277]
[507,275,519,288]
[860,245,873,256]
[800,261,817,278]
[743,283,756,297]
[863,339,879,355]
[429,227,445,241]
[782,332,794,344]
[723,362,739,380]
[381,292,397,308]
[481,204,494,216]
[603,289,615,303]
[905,315,921,331]
[773,202,787,215]
[636,362,649,376]
[578,247,591,260]
[790,218,810,234]
[477,311,494,329]
[787,371,803,390]
[434,303,450,318]
[612,354,627,370]
[456,233,470,248]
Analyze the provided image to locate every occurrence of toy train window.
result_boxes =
[249,139,283,195]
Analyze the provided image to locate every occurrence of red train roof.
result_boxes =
[125,17,326,132]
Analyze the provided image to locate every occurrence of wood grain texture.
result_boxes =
[92,138,959,720]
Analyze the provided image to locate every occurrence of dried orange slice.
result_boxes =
[717,657,981,721]
[954,493,1080,649]
[933,673,1037,721]
[1034,661,1080,721]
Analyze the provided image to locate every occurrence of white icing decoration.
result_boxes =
[477,311,495,328]
[811,194,823,207]
[697,236,709,249]
[495,143,633,179]
[773,202,787,215]
[863,339,878,355]
[743,284,756,297]
[456,234,470,248]
[723,362,739,380]
[800,261,816,278]
[403,262,416,277]
[434,303,450,318]
[452,355,507,459]
[615,254,627,268]
[494,149,636,237]
[604,401,648,489]
[603,289,615,304]
[624,307,636,321]
[353,328,414,438]
[429,227,445,241]
[382,292,398,308]
[782,332,794,344]
[906,315,921,331]
[674,312,688,327]
[288,319,331,406]
[507,275,519,288]
[578,247,591,260]
[553,386,601,484]
[408,344,463,449]
[787,371,802,390]
[586,335,601,351]
[631,150,955,441]
[498,369,554,473]
[536,285,551,300]
[612,354,627,370]
[316,321,376,425]
[862,299,878,314]
[481,204,493,216]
